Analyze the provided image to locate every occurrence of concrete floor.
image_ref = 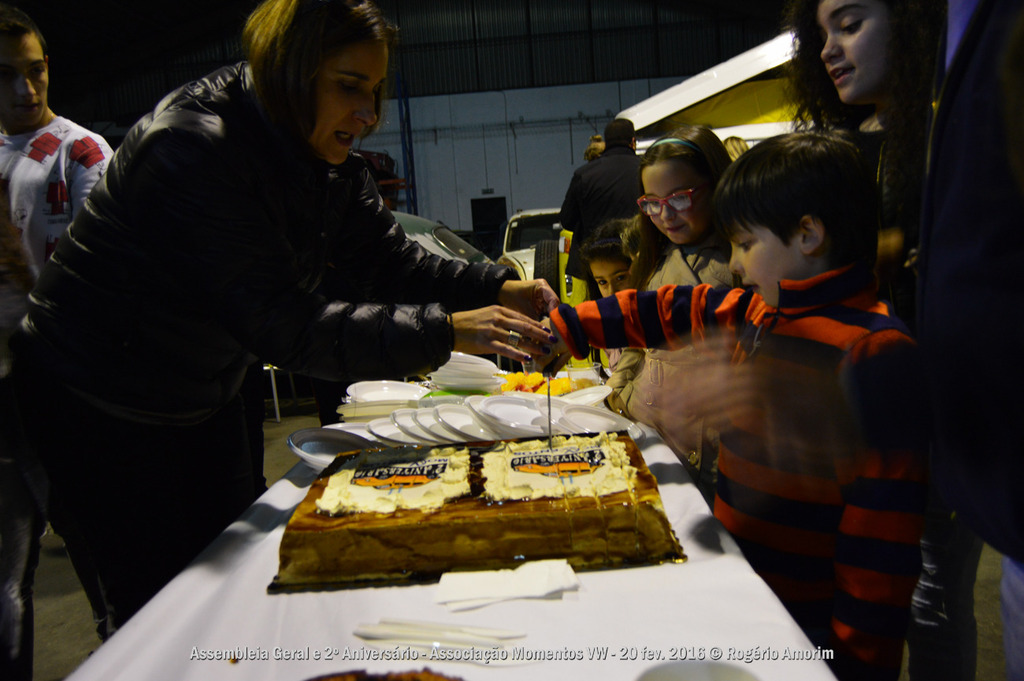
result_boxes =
[30,398,1008,681]
[30,399,321,681]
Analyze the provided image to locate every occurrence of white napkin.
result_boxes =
[434,559,580,611]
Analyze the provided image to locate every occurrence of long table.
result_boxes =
[65,426,838,681]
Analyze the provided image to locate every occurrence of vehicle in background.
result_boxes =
[500,208,562,253]
[395,210,492,264]
[497,208,587,306]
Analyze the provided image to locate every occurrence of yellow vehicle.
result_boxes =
[496,208,587,307]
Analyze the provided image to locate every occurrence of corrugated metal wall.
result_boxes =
[70,0,781,128]
[379,0,780,96]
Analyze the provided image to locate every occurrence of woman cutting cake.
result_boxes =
[10,0,557,635]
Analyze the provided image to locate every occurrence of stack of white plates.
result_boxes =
[329,379,642,448]
[364,399,510,445]
[429,352,504,392]
[346,380,430,402]
[286,402,643,472]
[338,381,431,422]
[432,403,503,441]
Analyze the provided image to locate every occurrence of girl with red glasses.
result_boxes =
[605,125,735,506]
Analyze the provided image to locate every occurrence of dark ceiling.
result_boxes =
[23,0,787,129]
[26,0,254,122]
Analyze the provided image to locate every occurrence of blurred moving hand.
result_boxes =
[657,332,863,470]
[498,279,560,319]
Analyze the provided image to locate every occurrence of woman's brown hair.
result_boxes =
[242,0,397,152]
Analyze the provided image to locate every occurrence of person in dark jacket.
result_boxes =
[560,118,640,278]
[916,0,1024,677]
[10,0,557,636]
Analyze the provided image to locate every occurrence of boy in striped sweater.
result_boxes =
[550,131,928,681]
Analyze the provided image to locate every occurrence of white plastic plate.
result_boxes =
[559,404,645,443]
[325,421,378,442]
[434,403,503,441]
[367,417,423,446]
[430,376,505,391]
[346,381,430,402]
[635,660,761,681]
[390,408,446,444]
[476,393,571,437]
[286,427,376,470]
[560,384,612,406]
[444,352,499,371]
[412,408,466,443]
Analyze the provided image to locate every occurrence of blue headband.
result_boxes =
[649,137,703,155]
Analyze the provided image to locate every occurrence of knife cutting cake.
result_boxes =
[271,432,684,591]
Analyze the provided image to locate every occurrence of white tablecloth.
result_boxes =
[66,426,837,681]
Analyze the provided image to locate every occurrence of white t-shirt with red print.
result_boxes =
[0,115,113,277]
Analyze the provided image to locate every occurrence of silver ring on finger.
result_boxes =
[507,329,522,348]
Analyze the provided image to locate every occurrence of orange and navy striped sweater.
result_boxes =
[551,262,927,681]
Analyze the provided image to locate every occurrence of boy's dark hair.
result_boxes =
[714,131,879,269]
[0,3,47,55]
[603,118,635,147]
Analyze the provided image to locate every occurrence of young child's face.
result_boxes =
[817,0,893,111]
[728,224,820,308]
[588,257,632,298]
[640,159,713,246]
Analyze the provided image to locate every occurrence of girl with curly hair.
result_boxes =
[783,4,984,681]
[783,0,943,333]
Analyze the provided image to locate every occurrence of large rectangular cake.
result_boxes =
[271,432,684,591]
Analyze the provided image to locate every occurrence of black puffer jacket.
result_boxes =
[14,64,515,424]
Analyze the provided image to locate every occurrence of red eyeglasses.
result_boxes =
[636,184,708,216]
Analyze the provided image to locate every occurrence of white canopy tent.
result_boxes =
[620,31,798,147]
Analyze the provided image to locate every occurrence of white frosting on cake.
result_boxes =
[316,447,471,515]
[482,433,636,501]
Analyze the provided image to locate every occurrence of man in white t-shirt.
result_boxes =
[0,4,112,276]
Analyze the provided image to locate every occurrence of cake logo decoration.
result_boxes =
[512,446,606,479]
[352,458,448,490]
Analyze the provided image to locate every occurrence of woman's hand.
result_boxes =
[497,279,560,319]
[452,305,557,363]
